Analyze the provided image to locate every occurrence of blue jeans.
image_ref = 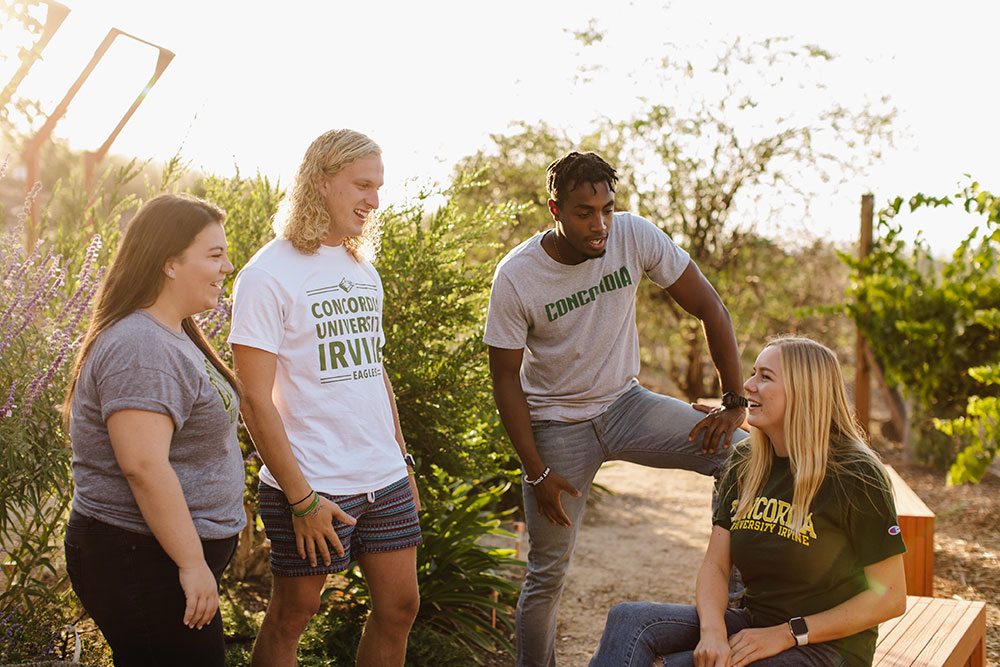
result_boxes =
[589,602,846,666]
[64,510,238,666]
[517,385,745,667]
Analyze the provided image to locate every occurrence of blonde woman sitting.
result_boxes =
[590,336,906,667]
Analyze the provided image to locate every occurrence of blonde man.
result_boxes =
[230,129,421,667]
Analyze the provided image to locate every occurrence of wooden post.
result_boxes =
[856,194,874,433]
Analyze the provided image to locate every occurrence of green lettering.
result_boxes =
[346,338,363,365]
[328,341,347,369]
[545,303,559,321]
[566,292,579,311]
[619,266,633,286]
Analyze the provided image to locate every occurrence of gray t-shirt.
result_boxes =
[484,212,690,422]
[70,311,246,539]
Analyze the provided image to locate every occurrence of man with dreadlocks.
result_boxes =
[484,151,748,666]
[230,130,421,666]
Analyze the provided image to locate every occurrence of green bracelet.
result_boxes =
[291,492,319,518]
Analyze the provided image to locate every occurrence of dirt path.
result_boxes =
[547,462,717,665]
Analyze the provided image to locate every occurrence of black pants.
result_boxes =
[64,510,238,667]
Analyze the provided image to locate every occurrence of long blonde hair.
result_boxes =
[273,129,383,260]
[731,336,891,534]
[64,194,241,422]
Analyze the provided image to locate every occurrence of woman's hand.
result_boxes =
[693,630,732,667]
[178,561,219,629]
[726,624,794,666]
[291,494,357,567]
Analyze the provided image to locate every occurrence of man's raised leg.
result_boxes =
[355,547,420,666]
[601,386,743,477]
[252,573,327,667]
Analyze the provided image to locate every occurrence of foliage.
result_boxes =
[196,169,280,288]
[301,469,522,665]
[450,36,876,398]
[0,178,103,660]
[378,179,519,496]
[842,183,1000,475]
[936,361,1000,484]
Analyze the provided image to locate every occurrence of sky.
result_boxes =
[3,0,999,253]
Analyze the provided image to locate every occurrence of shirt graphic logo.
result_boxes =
[888,525,901,536]
[729,496,818,546]
[203,358,237,423]
[309,277,383,383]
[544,265,634,322]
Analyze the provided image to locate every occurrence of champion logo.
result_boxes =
[888,525,901,536]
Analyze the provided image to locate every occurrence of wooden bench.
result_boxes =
[885,463,936,596]
[874,596,986,667]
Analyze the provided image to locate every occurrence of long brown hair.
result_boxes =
[64,193,241,420]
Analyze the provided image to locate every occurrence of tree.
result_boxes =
[450,36,886,398]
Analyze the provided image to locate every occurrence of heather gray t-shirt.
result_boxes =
[70,311,246,539]
[484,212,690,422]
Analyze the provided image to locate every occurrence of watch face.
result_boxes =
[789,617,808,635]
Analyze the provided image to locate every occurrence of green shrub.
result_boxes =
[842,182,1000,473]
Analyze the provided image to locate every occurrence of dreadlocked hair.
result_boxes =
[545,151,619,205]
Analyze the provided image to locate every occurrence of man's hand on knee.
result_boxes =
[688,403,746,454]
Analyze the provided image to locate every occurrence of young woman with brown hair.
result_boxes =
[63,193,245,666]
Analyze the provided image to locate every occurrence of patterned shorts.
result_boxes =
[258,476,422,577]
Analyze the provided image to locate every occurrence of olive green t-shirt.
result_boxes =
[714,446,906,666]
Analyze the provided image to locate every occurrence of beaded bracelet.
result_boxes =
[291,492,319,517]
[523,466,551,486]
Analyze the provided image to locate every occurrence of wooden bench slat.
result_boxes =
[924,603,986,667]
[876,596,935,664]
[873,596,986,667]
[893,599,968,666]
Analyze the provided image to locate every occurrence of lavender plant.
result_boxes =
[0,162,104,658]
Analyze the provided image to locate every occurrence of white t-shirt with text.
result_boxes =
[229,239,405,494]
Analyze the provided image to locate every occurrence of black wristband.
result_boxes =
[288,490,314,507]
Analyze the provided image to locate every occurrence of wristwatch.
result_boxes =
[722,391,749,409]
[403,452,416,468]
[788,616,809,646]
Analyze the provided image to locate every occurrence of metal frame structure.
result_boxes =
[18,25,173,248]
